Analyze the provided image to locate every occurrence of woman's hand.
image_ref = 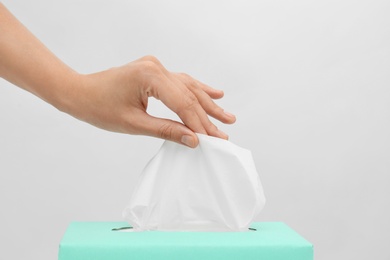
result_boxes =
[64,56,236,148]
[0,3,235,148]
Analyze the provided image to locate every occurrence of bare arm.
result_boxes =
[0,3,236,147]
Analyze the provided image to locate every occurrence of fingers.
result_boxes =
[136,112,199,148]
[151,73,228,140]
[175,73,224,99]
[199,83,224,99]
[187,83,236,124]
[176,91,229,139]
[136,56,236,144]
[173,73,236,124]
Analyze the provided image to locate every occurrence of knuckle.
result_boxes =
[176,93,198,117]
[180,73,197,88]
[179,72,190,79]
[183,92,198,109]
[139,60,160,74]
[141,55,160,64]
[158,122,175,140]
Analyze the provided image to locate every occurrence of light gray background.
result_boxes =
[0,0,389,259]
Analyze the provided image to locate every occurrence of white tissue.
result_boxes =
[123,134,266,231]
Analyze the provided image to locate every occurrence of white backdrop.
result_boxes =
[1,1,389,259]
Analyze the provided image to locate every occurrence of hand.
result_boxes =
[64,56,236,148]
[0,4,235,148]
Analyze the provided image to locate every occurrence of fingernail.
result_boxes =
[224,110,235,118]
[181,135,196,148]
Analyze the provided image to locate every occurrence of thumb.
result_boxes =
[139,114,199,148]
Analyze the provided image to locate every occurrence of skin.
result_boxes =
[0,3,236,148]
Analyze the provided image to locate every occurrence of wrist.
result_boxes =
[52,71,88,117]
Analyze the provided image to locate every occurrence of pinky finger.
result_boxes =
[175,73,224,99]
[195,80,224,99]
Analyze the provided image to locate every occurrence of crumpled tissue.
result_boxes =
[123,134,265,231]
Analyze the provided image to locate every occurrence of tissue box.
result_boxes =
[58,222,313,260]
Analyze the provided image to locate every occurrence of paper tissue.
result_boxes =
[123,134,266,231]
[58,134,314,259]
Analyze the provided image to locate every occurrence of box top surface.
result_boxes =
[60,222,312,248]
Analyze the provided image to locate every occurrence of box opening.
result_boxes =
[111,227,257,232]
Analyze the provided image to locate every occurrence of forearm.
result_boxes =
[0,3,80,111]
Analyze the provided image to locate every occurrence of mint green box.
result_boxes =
[58,222,313,260]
